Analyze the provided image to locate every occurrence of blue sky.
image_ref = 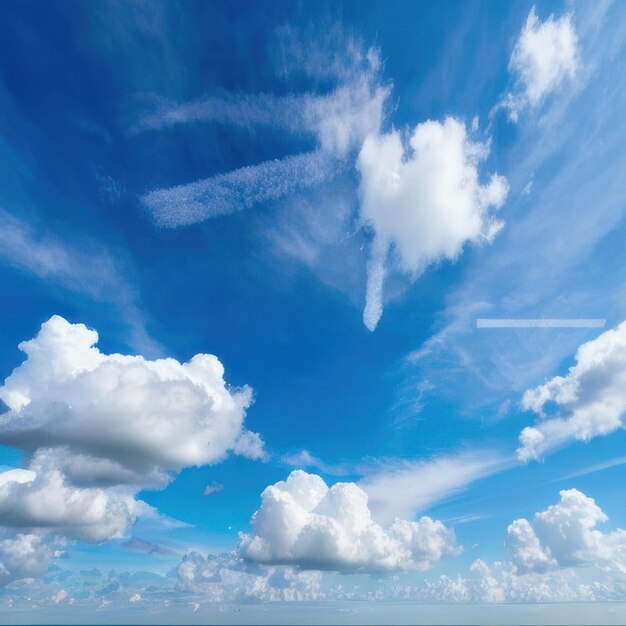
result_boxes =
[1,0,626,623]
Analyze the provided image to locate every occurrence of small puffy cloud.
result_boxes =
[203,482,224,497]
[0,457,147,542]
[518,321,626,461]
[238,470,459,572]
[357,117,507,330]
[501,7,578,121]
[505,519,556,574]
[0,315,263,482]
[506,489,626,573]
[51,589,68,604]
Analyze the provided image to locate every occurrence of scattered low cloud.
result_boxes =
[498,7,578,121]
[357,118,507,330]
[238,470,459,572]
[518,320,626,461]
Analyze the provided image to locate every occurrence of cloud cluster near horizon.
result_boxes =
[0,315,264,584]
[238,470,459,572]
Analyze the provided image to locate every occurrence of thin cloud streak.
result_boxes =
[359,451,515,525]
[142,150,342,228]
[0,209,160,356]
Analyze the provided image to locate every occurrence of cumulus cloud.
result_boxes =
[0,457,147,542]
[500,7,578,121]
[0,534,56,587]
[203,482,224,497]
[439,558,608,604]
[0,315,262,480]
[506,489,626,574]
[357,118,507,330]
[238,470,459,572]
[0,316,264,580]
[177,551,323,602]
[517,320,626,461]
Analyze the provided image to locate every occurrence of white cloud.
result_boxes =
[0,315,263,480]
[142,150,341,228]
[0,316,265,579]
[502,7,578,121]
[360,452,511,526]
[416,488,626,604]
[51,589,69,604]
[0,457,148,542]
[357,117,507,330]
[506,489,626,574]
[238,470,459,572]
[505,519,556,574]
[203,482,224,497]
[176,551,323,602]
[0,534,56,587]
[518,320,626,461]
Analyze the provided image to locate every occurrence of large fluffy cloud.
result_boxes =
[501,7,578,121]
[357,117,507,330]
[0,315,264,480]
[238,470,459,572]
[518,321,626,461]
[0,316,265,582]
[506,489,626,574]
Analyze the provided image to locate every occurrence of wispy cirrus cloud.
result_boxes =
[0,208,160,356]
[359,451,513,525]
[142,150,343,228]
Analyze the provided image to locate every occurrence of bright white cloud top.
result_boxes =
[506,489,626,574]
[358,117,508,330]
[0,316,264,581]
[238,470,459,572]
[502,7,578,121]
[518,320,626,461]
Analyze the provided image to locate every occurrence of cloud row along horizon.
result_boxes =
[2,1,626,623]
